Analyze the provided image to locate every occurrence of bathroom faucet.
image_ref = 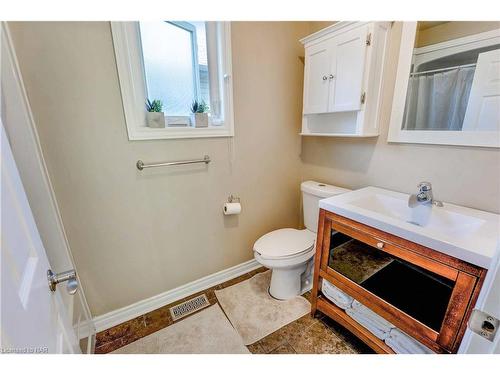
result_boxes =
[408,182,443,208]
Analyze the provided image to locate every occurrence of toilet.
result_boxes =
[253,181,351,300]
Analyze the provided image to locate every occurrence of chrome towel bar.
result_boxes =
[136,155,211,170]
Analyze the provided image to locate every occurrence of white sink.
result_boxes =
[349,193,485,238]
[319,187,500,268]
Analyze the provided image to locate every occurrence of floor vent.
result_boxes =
[169,294,210,321]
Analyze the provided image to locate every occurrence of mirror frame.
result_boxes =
[388,22,500,148]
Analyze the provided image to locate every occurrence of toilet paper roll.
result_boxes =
[223,202,241,215]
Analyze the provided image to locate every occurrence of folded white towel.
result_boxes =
[346,300,394,340]
[385,328,434,354]
[351,300,396,331]
[321,279,353,309]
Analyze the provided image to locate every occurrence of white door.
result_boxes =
[462,49,500,131]
[1,22,93,353]
[1,122,80,353]
[303,41,331,114]
[329,26,368,112]
[459,245,500,354]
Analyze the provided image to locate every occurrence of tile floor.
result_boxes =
[94,267,373,354]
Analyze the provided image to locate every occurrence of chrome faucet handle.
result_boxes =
[417,192,429,200]
[409,181,443,208]
[417,181,432,192]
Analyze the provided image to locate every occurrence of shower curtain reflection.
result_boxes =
[402,66,476,131]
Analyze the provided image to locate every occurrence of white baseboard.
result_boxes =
[93,259,261,333]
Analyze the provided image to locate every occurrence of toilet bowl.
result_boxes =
[254,228,316,300]
[253,181,351,300]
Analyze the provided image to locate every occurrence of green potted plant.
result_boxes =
[190,100,209,128]
[146,99,166,128]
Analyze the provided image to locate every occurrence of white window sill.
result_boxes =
[127,126,234,140]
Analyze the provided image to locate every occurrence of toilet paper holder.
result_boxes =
[228,194,240,203]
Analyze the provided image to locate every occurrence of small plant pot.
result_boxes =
[190,113,209,128]
[146,112,166,128]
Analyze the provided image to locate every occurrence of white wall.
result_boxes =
[8,21,309,316]
[300,22,500,214]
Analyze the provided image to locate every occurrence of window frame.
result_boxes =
[111,21,234,140]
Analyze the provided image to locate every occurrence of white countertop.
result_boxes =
[319,187,500,269]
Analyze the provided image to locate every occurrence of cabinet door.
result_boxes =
[328,26,368,112]
[303,42,331,114]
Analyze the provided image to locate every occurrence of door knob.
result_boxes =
[47,269,78,295]
[329,74,335,80]
[322,75,328,81]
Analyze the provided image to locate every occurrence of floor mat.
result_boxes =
[111,304,249,354]
[215,270,311,345]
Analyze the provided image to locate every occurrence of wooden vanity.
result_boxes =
[310,209,487,354]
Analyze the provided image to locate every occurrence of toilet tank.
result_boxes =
[301,181,351,233]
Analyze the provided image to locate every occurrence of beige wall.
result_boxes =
[416,21,499,47]
[9,21,309,316]
[300,22,500,214]
[307,21,336,34]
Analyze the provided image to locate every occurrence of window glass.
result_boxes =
[139,21,211,117]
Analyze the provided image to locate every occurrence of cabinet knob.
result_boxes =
[329,74,335,80]
[322,75,328,81]
[376,242,384,249]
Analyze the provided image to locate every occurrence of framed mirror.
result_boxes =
[388,22,500,148]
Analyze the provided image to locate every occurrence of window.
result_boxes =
[111,21,233,140]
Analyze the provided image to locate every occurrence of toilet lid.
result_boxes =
[254,229,315,259]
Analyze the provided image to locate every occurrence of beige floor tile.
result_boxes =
[142,307,173,336]
[269,343,296,354]
[288,320,358,354]
[256,328,289,353]
[256,313,318,352]
[320,315,373,354]
[96,315,145,347]
[246,342,266,354]
[94,337,125,354]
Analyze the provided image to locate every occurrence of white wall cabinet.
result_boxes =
[301,22,390,137]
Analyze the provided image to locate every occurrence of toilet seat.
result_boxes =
[253,228,315,260]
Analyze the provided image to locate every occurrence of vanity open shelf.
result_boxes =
[311,210,487,354]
